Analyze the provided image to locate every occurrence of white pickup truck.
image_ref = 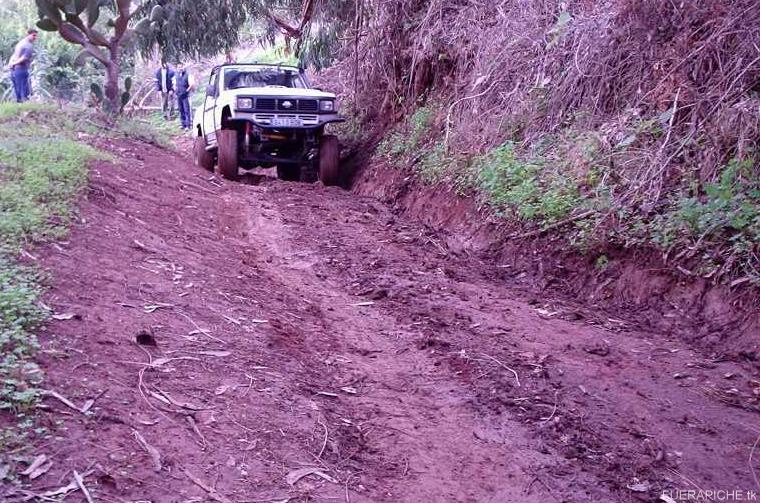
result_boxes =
[192,63,344,184]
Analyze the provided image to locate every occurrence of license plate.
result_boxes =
[270,117,303,127]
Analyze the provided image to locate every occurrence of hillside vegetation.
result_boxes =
[332,0,759,287]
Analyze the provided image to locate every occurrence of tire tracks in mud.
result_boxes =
[4,139,759,503]
[240,182,760,502]
[235,188,554,502]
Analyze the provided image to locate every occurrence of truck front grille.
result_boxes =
[298,99,318,112]
[253,98,319,112]
[255,98,276,110]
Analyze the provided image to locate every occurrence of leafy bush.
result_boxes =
[474,141,584,223]
[378,105,435,159]
[675,159,759,240]
[418,141,451,183]
[637,158,760,280]
[0,260,44,413]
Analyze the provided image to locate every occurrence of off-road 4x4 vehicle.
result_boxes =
[192,63,344,184]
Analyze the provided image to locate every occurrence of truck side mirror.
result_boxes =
[206,84,216,97]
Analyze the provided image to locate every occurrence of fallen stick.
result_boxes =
[540,391,559,423]
[178,311,227,344]
[222,314,242,325]
[73,471,94,503]
[509,210,595,240]
[750,434,760,491]
[151,388,211,411]
[42,390,87,414]
[178,180,220,196]
[317,418,329,459]
[132,430,162,472]
[180,466,233,503]
[20,454,48,476]
[187,416,208,450]
[479,353,521,387]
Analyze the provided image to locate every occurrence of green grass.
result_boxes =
[0,102,103,449]
[0,103,47,122]
[114,111,185,148]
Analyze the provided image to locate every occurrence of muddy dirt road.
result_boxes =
[4,139,759,502]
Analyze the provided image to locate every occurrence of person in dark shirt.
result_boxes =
[5,29,38,103]
[175,65,196,130]
[155,62,176,120]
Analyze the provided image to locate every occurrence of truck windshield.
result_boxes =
[224,67,307,90]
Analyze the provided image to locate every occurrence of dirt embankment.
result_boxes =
[351,160,760,359]
[325,0,759,335]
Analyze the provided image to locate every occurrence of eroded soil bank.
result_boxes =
[352,160,760,360]
[3,140,759,502]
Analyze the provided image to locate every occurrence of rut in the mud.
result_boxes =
[4,140,758,503]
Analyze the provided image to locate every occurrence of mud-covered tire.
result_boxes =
[276,165,300,182]
[217,130,239,181]
[318,135,340,186]
[193,135,215,172]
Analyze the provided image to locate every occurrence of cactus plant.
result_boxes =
[90,82,103,102]
[120,77,131,112]
[35,0,145,114]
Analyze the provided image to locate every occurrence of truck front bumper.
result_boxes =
[233,111,345,129]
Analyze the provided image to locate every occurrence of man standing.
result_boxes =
[5,29,38,103]
[155,62,175,120]
[175,65,195,130]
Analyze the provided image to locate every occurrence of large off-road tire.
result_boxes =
[276,165,300,182]
[217,130,239,181]
[318,135,340,186]
[193,135,215,172]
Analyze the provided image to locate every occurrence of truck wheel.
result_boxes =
[193,135,215,171]
[217,130,239,181]
[276,165,300,181]
[318,135,340,186]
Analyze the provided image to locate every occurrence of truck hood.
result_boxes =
[227,87,335,99]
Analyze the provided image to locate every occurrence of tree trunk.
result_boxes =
[105,44,121,113]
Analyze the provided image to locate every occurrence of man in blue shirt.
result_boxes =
[5,29,38,103]
[155,62,175,120]
[175,65,196,130]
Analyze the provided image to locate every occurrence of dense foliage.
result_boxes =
[137,0,356,68]
[0,0,102,102]
[34,0,146,112]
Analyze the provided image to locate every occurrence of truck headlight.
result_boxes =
[237,98,254,109]
[320,100,335,112]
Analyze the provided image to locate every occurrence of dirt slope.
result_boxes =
[3,139,759,502]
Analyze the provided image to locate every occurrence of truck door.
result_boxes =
[203,70,219,145]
